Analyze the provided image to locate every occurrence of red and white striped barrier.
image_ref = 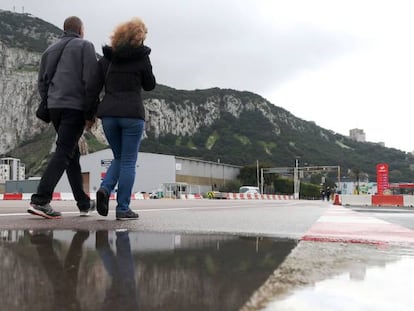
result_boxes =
[1,193,23,200]
[180,194,203,200]
[225,193,294,200]
[131,193,150,200]
[0,192,150,200]
[336,194,414,207]
[0,192,295,201]
[302,206,414,246]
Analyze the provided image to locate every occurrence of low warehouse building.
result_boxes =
[55,150,241,196]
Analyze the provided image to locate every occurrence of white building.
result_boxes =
[0,164,10,182]
[55,150,241,196]
[349,128,366,142]
[0,158,25,181]
[18,164,25,180]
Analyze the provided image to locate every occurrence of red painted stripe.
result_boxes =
[302,206,414,246]
[301,236,386,246]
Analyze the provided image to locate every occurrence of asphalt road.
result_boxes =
[0,199,328,237]
[2,199,414,236]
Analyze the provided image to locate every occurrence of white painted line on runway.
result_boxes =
[0,213,28,217]
[0,205,248,218]
[135,205,248,212]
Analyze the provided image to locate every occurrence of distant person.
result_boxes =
[95,17,156,220]
[326,187,331,201]
[28,16,101,219]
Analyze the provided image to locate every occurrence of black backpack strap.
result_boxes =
[47,37,75,84]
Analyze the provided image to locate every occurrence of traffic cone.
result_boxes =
[333,194,341,205]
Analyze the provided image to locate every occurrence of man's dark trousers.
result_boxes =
[31,108,90,210]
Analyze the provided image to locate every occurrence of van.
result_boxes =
[239,186,260,194]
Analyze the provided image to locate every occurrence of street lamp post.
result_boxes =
[293,159,299,199]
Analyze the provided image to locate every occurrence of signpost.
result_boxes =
[100,159,112,168]
[376,163,389,195]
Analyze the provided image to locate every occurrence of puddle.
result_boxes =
[242,241,414,311]
[263,257,414,311]
[0,230,296,311]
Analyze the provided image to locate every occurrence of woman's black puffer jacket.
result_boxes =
[97,44,156,119]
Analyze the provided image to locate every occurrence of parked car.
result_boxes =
[149,189,163,199]
[239,186,260,194]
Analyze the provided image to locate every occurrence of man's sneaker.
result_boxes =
[79,200,96,217]
[27,203,62,219]
[96,188,109,216]
[116,209,139,220]
[28,230,53,245]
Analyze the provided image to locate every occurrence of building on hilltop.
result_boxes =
[349,128,366,142]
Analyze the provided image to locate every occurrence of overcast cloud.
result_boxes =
[2,0,414,153]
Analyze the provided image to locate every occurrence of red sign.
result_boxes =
[376,163,389,195]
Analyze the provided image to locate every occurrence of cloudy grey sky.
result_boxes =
[2,0,414,153]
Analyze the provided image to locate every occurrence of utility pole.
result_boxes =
[293,159,299,199]
[260,168,264,194]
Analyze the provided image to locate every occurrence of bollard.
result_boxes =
[333,194,341,205]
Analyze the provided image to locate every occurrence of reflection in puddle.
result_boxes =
[264,258,414,311]
[0,230,296,311]
[241,241,414,311]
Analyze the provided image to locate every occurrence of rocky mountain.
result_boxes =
[0,10,59,163]
[1,10,414,182]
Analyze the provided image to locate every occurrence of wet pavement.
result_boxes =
[0,230,296,311]
[2,229,414,311]
[242,241,414,311]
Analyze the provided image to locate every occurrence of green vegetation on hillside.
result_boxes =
[0,10,61,52]
[83,132,107,153]
[141,101,414,182]
[7,125,55,176]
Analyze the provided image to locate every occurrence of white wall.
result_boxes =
[56,150,176,194]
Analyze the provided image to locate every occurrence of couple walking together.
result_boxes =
[27,16,156,220]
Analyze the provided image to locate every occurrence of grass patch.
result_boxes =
[206,132,219,150]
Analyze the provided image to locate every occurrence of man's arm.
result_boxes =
[37,53,49,100]
[82,41,104,121]
[141,55,156,91]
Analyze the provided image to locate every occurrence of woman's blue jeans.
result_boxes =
[101,117,145,212]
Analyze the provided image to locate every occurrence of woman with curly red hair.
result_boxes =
[96,17,156,220]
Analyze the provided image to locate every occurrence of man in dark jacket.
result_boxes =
[28,16,100,219]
